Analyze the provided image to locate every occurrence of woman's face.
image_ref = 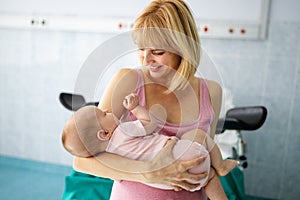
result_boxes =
[139,48,181,80]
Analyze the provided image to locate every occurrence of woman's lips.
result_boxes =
[150,65,162,72]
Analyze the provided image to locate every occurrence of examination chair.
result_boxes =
[59,92,267,199]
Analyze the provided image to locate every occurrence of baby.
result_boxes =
[62,93,238,198]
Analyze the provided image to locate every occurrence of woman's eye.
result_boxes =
[152,50,165,56]
[138,49,165,56]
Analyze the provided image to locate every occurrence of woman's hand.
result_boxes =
[142,138,208,191]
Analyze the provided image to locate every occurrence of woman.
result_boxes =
[63,0,222,199]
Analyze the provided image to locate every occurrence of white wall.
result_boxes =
[0,0,264,21]
[269,0,300,22]
[0,0,273,40]
[1,0,300,22]
[0,0,151,17]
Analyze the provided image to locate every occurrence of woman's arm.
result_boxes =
[74,68,142,179]
[99,68,138,118]
[73,153,146,181]
[73,139,208,191]
[207,80,222,139]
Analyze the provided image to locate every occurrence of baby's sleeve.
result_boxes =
[118,120,147,137]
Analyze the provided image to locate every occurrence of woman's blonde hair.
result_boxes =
[132,0,201,92]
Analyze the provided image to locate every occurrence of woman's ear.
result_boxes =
[96,130,111,141]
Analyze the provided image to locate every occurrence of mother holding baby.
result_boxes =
[62,0,223,199]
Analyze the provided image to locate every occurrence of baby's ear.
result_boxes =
[96,130,111,141]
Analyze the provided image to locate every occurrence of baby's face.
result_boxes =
[96,109,119,131]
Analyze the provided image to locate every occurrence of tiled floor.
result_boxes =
[0,155,275,200]
[0,156,72,200]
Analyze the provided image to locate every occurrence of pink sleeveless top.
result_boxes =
[109,69,215,200]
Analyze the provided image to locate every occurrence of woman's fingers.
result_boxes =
[160,138,177,156]
[168,155,207,176]
[175,170,208,183]
[166,156,208,190]
[171,180,200,191]
[176,156,208,182]
[180,155,207,171]
[144,139,209,191]
[151,138,177,168]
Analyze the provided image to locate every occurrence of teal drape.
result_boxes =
[62,167,245,200]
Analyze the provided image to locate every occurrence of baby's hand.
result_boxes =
[123,93,139,111]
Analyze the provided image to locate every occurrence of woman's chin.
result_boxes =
[149,70,163,79]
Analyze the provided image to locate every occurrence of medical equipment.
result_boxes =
[217,106,267,168]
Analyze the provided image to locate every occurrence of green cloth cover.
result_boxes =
[220,166,246,200]
[62,167,245,200]
[62,169,113,200]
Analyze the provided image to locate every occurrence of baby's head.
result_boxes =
[62,106,118,157]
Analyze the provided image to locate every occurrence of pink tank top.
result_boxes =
[109,69,215,200]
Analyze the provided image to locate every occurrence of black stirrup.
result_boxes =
[217,106,267,133]
[59,92,99,111]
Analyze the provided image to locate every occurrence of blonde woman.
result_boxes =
[63,0,224,199]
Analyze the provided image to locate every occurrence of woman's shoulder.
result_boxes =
[115,68,139,79]
[104,68,139,99]
[112,68,139,85]
[206,80,222,97]
[205,79,222,113]
[195,77,222,97]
